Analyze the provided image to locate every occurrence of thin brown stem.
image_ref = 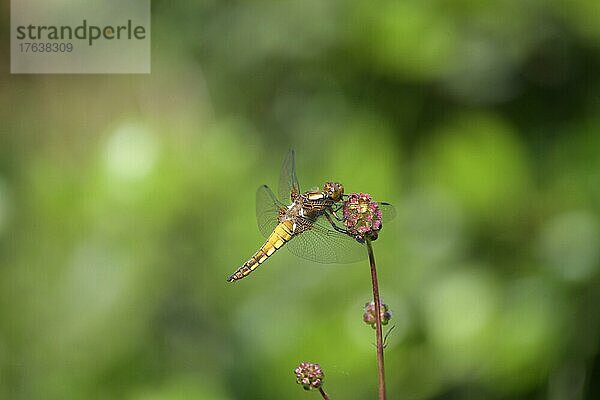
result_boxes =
[366,238,386,400]
[318,387,330,400]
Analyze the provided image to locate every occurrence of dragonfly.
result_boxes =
[227,149,395,282]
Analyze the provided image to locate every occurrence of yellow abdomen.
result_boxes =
[227,220,294,282]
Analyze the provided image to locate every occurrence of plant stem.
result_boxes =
[318,387,330,400]
[366,238,386,400]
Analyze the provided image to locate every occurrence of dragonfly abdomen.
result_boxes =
[227,220,295,282]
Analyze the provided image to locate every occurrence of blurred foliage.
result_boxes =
[1,0,599,399]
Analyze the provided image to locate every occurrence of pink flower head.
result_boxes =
[294,362,324,390]
[342,193,383,241]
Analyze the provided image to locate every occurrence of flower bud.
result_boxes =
[294,362,324,390]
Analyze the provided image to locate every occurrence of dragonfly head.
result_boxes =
[323,181,344,202]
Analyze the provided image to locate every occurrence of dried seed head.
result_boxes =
[363,300,392,329]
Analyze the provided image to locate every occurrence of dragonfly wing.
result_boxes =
[285,216,367,264]
[278,149,301,203]
[379,202,397,224]
[256,184,284,238]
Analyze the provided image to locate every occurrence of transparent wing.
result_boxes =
[285,216,367,264]
[278,149,301,203]
[379,202,396,224]
[256,185,284,238]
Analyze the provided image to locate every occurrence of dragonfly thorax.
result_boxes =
[280,191,334,226]
[284,200,305,219]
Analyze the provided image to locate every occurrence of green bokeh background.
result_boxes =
[1,1,600,399]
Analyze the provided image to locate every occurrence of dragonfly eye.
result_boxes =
[323,181,344,201]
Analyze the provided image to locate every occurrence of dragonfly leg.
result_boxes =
[331,204,345,221]
[332,209,345,222]
[324,212,352,236]
[325,210,366,244]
